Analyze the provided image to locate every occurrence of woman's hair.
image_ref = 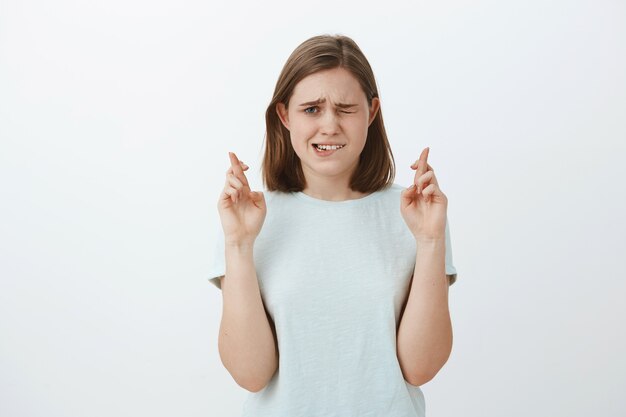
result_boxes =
[262,34,396,193]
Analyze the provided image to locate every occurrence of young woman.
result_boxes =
[208,34,458,417]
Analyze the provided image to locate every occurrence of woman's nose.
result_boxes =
[319,110,340,135]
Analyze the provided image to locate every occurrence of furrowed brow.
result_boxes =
[298,98,358,108]
[299,98,326,107]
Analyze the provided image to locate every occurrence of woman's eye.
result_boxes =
[304,107,354,114]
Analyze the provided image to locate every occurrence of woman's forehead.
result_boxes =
[291,68,365,103]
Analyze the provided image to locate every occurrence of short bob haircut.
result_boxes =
[262,34,396,193]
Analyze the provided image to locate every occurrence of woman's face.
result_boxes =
[276,67,380,185]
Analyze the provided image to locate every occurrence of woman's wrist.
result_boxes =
[414,235,445,244]
[225,239,255,252]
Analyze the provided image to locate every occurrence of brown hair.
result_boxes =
[262,34,395,193]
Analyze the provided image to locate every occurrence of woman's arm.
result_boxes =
[218,243,278,392]
[396,238,452,386]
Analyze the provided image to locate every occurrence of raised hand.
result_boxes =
[400,147,448,241]
[217,151,267,246]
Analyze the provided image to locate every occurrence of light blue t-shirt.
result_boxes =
[208,183,458,417]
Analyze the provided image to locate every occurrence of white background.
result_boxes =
[1,0,625,416]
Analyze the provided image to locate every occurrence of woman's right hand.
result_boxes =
[217,151,267,246]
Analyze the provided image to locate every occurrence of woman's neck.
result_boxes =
[301,183,368,202]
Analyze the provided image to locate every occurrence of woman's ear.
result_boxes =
[276,103,290,130]
[368,97,380,126]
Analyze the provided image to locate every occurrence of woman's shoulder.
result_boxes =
[373,182,407,198]
[258,189,296,210]
[386,183,407,193]
[261,189,291,201]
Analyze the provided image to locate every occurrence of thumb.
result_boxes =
[401,184,417,207]
[250,191,265,208]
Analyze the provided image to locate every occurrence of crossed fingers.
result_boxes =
[410,147,438,194]
[225,152,249,203]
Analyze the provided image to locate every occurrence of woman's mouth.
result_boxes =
[312,143,345,156]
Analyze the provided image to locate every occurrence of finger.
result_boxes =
[410,161,433,172]
[228,152,250,188]
[226,165,249,175]
[424,163,437,187]
[417,170,439,190]
[416,170,434,192]
[227,187,238,203]
[411,147,430,190]
[227,174,246,199]
[410,147,429,170]
[228,152,247,175]
[226,173,245,199]
[421,183,442,203]
[224,171,247,200]
[429,167,438,186]
[221,186,240,204]
[227,173,244,188]
[420,148,429,174]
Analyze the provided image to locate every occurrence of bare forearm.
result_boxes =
[218,243,278,392]
[396,238,452,386]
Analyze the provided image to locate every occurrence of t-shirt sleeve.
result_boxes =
[207,219,225,290]
[444,216,458,286]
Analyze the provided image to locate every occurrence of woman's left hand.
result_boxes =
[400,147,448,241]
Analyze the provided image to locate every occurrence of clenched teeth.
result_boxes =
[314,144,345,150]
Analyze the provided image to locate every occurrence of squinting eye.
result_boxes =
[304,106,354,114]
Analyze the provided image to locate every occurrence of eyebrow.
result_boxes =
[298,98,357,108]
